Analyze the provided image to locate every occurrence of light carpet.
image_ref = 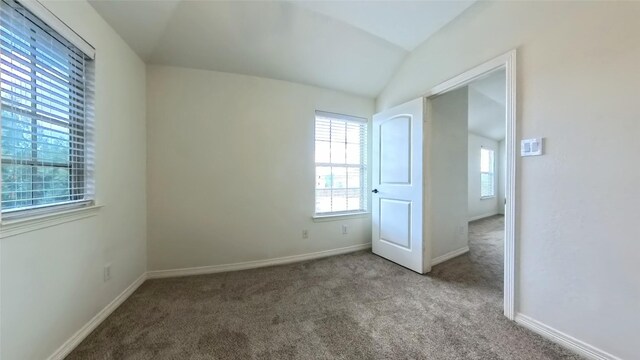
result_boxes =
[68,215,580,359]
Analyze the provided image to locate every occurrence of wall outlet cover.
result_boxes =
[521,138,544,156]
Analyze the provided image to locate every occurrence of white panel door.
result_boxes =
[372,98,425,273]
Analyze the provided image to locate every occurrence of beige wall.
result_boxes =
[378,1,640,358]
[146,65,374,271]
[429,88,469,260]
[0,1,147,359]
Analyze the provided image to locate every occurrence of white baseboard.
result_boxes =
[47,273,147,360]
[468,212,500,222]
[515,313,621,360]
[43,253,618,360]
[431,246,469,266]
[147,243,371,279]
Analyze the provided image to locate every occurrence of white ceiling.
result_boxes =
[294,1,475,51]
[468,70,506,141]
[89,0,474,97]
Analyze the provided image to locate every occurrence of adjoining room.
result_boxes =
[425,68,507,306]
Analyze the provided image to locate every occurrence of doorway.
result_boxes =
[372,51,516,319]
[425,51,516,319]
[427,68,507,310]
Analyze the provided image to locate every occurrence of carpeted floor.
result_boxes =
[68,215,580,359]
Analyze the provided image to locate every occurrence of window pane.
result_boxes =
[480,148,494,173]
[315,140,330,163]
[346,123,361,143]
[347,167,361,189]
[2,111,32,161]
[331,189,348,212]
[345,143,361,165]
[331,167,347,189]
[480,148,495,197]
[481,173,494,197]
[315,166,331,189]
[0,0,92,213]
[37,121,70,164]
[330,121,346,143]
[33,166,70,205]
[315,119,331,142]
[346,188,362,211]
[330,141,346,164]
[1,164,33,209]
[314,111,367,214]
[315,189,331,213]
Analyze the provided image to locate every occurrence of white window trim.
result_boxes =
[1,0,96,217]
[19,0,95,59]
[0,203,102,238]
[312,211,369,222]
[314,110,365,124]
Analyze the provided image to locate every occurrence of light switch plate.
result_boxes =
[521,138,543,156]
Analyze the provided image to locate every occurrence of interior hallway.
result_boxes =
[68,215,579,359]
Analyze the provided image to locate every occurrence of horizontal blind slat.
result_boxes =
[0,58,84,101]
[1,78,87,113]
[0,39,85,88]
[0,1,89,63]
[0,0,92,213]
[1,96,84,125]
[314,112,368,214]
[0,50,86,97]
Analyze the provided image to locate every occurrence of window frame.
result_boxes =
[0,0,96,222]
[480,147,496,199]
[313,110,368,218]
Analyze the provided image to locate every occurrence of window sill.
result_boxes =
[480,196,496,200]
[0,204,103,239]
[312,212,370,222]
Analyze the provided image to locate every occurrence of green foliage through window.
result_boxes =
[1,0,91,213]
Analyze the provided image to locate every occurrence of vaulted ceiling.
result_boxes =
[468,70,506,141]
[89,0,475,97]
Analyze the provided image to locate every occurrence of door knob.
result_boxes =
[372,189,379,194]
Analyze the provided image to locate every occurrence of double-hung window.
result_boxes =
[480,148,495,198]
[314,111,367,216]
[0,0,95,219]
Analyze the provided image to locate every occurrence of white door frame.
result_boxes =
[423,50,517,320]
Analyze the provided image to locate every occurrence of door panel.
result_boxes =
[380,116,411,184]
[372,98,425,273]
[379,199,411,249]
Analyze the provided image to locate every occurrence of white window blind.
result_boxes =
[0,0,94,217]
[480,148,495,198]
[314,111,367,215]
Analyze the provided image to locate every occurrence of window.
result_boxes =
[0,0,94,218]
[480,148,495,198]
[314,111,367,216]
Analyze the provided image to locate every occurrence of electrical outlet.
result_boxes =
[341,225,348,235]
[104,263,111,282]
[302,230,309,239]
[458,225,467,242]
